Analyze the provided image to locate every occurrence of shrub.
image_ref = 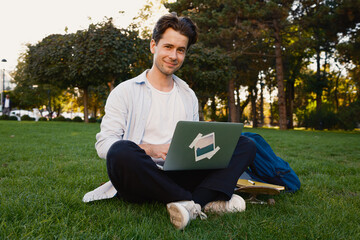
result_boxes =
[337,100,360,130]
[9,116,18,121]
[88,117,97,123]
[217,114,229,122]
[53,116,66,121]
[38,117,48,121]
[21,115,35,121]
[302,104,338,130]
[72,116,83,122]
[0,115,9,120]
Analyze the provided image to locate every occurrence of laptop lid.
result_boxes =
[163,121,244,171]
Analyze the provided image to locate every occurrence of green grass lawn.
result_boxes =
[1,121,359,239]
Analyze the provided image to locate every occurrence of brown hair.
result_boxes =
[152,12,198,49]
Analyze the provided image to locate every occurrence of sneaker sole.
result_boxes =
[229,194,246,212]
[167,204,188,230]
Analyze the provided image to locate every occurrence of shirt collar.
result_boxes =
[135,70,189,90]
[135,70,148,84]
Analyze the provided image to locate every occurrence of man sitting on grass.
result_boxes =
[95,13,256,230]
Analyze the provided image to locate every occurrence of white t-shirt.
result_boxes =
[4,98,10,108]
[141,79,186,145]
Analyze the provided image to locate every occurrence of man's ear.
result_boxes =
[150,39,156,54]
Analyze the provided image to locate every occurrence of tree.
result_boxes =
[26,34,73,89]
[241,0,297,129]
[14,18,151,122]
[282,31,313,129]
[12,59,49,110]
[168,0,301,129]
[167,1,271,123]
[69,18,147,122]
[337,34,360,103]
[294,1,338,112]
[176,44,230,120]
[14,34,73,117]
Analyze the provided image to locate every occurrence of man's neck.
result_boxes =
[146,67,174,92]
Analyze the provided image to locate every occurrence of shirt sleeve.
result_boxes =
[191,89,199,121]
[95,84,129,159]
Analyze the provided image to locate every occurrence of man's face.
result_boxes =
[150,28,189,77]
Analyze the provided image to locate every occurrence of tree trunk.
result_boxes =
[47,89,53,120]
[334,72,340,112]
[228,78,237,122]
[286,79,294,129]
[83,87,89,123]
[260,83,264,127]
[57,104,62,118]
[198,98,207,121]
[108,76,116,92]
[235,87,240,122]
[211,96,216,121]
[268,85,274,126]
[251,87,258,128]
[270,102,274,126]
[93,105,97,119]
[315,46,322,111]
[239,94,251,123]
[273,19,287,130]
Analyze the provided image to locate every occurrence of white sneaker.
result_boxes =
[204,194,246,213]
[167,200,207,230]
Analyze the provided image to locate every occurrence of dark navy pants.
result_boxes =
[106,136,256,205]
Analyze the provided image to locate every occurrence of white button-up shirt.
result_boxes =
[95,70,199,159]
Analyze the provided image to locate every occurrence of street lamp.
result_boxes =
[1,59,7,110]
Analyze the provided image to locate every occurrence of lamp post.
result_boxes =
[1,59,7,110]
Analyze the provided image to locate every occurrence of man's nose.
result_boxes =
[168,49,177,60]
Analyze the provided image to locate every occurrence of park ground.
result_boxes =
[0,121,359,239]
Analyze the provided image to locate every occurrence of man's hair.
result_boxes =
[152,12,198,49]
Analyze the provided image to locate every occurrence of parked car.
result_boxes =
[9,109,42,121]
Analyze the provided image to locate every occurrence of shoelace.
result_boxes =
[198,210,207,220]
[189,204,207,220]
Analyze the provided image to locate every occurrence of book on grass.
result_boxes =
[236,179,285,191]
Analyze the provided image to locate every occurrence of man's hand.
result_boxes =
[139,143,170,160]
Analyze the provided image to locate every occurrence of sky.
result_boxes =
[0,0,168,72]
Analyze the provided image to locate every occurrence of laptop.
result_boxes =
[160,121,244,171]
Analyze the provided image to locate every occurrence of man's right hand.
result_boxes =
[139,143,170,160]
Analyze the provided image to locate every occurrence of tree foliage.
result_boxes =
[14,18,150,122]
[11,1,360,130]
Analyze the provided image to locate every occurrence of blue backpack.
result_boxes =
[242,132,301,192]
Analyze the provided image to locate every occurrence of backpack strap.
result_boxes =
[247,163,286,187]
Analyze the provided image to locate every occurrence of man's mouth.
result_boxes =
[164,61,177,67]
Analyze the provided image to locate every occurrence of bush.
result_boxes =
[9,116,18,121]
[21,115,35,121]
[52,116,66,121]
[38,117,48,121]
[302,104,338,130]
[72,116,83,122]
[337,100,360,130]
[88,117,97,123]
[0,115,9,120]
